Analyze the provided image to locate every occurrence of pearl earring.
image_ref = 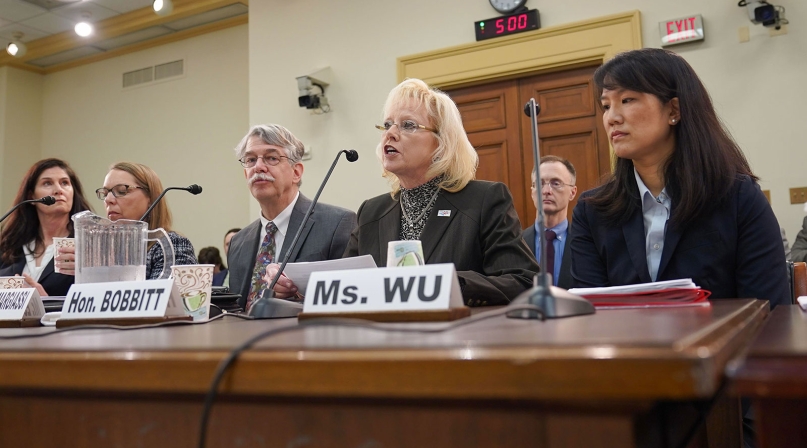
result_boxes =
[671,119,676,124]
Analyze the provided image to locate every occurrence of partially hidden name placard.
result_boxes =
[0,288,44,320]
[61,279,185,320]
[303,263,463,314]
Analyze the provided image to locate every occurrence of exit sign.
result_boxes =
[659,14,704,46]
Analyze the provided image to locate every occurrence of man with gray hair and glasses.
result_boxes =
[228,124,356,312]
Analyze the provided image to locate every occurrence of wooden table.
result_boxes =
[0,300,767,448]
[729,304,807,448]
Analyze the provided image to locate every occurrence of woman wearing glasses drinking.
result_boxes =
[56,162,197,279]
[0,158,92,296]
[271,78,538,306]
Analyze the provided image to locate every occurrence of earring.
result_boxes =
[671,118,677,124]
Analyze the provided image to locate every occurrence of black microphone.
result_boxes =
[523,102,541,117]
[506,99,594,320]
[249,149,359,319]
[0,196,57,223]
[139,185,202,221]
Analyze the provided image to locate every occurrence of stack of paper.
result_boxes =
[568,279,711,309]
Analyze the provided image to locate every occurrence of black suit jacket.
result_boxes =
[522,223,572,289]
[345,181,538,306]
[228,193,357,310]
[0,257,75,296]
[570,175,789,308]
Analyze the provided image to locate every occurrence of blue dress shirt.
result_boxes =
[634,168,671,281]
[533,219,568,286]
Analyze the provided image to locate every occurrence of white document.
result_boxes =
[568,278,698,296]
[282,255,377,295]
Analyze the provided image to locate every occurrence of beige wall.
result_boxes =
[1,0,804,253]
[0,66,44,208]
[38,24,250,254]
[248,0,807,239]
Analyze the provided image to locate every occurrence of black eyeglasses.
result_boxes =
[96,184,147,200]
[238,154,293,168]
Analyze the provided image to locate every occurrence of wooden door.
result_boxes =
[447,65,611,228]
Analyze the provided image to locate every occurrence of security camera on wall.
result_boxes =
[740,0,789,30]
[296,68,332,114]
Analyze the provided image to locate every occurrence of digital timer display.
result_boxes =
[475,9,540,41]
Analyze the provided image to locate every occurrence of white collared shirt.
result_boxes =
[22,240,55,281]
[634,168,671,281]
[258,191,300,263]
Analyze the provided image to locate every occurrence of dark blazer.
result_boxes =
[228,193,357,310]
[345,181,538,306]
[570,175,789,308]
[0,258,75,296]
[522,223,573,289]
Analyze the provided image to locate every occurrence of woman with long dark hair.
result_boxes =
[570,48,789,308]
[0,158,92,296]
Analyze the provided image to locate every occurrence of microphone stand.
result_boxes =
[140,185,202,222]
[506,99,594,320]
[0,196,56,224]
[248,150,358,319]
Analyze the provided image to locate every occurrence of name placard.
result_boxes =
[61,279,185,320]
[303,263,463,313]
[0,288,43,320]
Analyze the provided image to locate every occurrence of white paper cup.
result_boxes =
[387,240,425,267]
[53,237,75,274]
[170,264,214,321]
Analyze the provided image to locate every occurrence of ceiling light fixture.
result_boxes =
[75,13,93,37]
[6,32,27,57]
[153,0,174,16]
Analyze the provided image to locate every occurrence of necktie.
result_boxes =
[545,229,557,285]
[246,221,278,311]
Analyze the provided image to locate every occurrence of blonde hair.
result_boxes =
[109,162,173,232]
[376,78,478,197]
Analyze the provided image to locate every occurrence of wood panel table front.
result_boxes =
[729,304,807,448]
[0,300,767,448]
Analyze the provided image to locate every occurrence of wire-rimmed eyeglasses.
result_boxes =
[96,184,146,200]
[375,120,437,134]
[532,179,575,191]
[239,154,292,168]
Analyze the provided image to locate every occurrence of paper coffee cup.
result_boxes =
[387,240,425,267]
[53,237,75,274]
[170,264,214,321]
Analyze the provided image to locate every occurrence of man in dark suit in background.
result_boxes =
[522,156,577,289]
[228,124,356,311]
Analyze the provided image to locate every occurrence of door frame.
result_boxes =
[397,10,642,92]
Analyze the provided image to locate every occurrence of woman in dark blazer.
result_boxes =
[570,49,789,308]
[271,78,538,306]
[0,158,92,296]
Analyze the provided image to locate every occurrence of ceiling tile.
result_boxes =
[20,11,73,34]
[26,44,103,66]
[93,25,173,50]
[163,4,248,31]
[90,0,153,15]
[0,21,50,40]
[48,1,118,22]
[0,0,48,22]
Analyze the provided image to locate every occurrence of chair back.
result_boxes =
[789,261,807,304]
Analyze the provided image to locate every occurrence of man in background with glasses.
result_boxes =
[522,155,578,288]
[227,124,357,312]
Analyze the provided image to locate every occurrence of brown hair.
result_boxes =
[0,158,92,264]
[109,162,173,231]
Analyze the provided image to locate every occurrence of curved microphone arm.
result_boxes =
[267,149,358,292]
[0,196,56,224]
[139,185,203,222]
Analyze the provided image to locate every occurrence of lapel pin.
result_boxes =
[437,210,451,217]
